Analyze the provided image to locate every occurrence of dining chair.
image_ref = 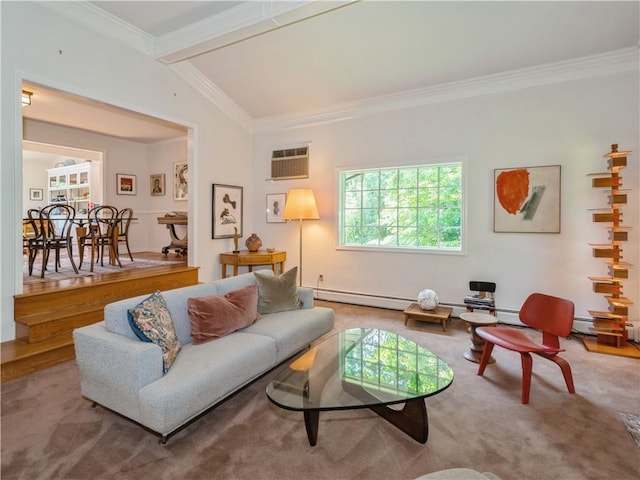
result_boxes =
[116,207,134,261]
[475,292,575,404]
[87,205,121,271]
[77,207,99,270]
[38,204,78,278]
[25,208,45,276]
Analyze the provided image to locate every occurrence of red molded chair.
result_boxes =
[476,293,575,404]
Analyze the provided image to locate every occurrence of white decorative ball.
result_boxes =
[417,289,439,311]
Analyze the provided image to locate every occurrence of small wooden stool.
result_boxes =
[404,303,453,332]
[459,312,498,363]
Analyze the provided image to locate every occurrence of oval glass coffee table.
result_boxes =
[266,328,454,446]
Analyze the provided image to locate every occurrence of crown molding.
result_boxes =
[253,47,639,134]
[170,62,253,133]
[31,3,640,137]
[37,1,155,56]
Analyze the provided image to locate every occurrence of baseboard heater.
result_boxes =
[312,287,599,336]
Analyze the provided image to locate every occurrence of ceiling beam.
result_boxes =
[155,0,358,64]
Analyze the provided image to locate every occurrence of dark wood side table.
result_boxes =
[220,250,286,278]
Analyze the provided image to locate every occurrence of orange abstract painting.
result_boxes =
[496,169,529,215]
[494,165,561,233]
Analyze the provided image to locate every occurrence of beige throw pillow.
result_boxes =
[254,267,301,314]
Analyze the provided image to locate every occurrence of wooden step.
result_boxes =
[4,261,200,382]
[1,336,75,382]
[15,268,199,340]
[15,307,103,344]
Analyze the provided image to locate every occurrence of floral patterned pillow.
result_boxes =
[127,291,181,373]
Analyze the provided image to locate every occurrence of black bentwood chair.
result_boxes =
[39,204,78,278]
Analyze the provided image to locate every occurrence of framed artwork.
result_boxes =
[29,188,43,201]
[150,173,166,196]
[212,184,243,239]
[116,174,136,195]
[266,193,286,223]
[494,165,561,233]
[174,162,188,201]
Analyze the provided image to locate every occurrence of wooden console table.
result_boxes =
[220,250,286,278]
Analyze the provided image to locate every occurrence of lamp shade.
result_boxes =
[283,189,319,220]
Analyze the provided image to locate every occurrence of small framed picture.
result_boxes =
[116,174,136,195]
[212,184,243,239]
[29,188,43,201]
[266,193,286,223]
[174,162,188,201]
[150,173,166,196]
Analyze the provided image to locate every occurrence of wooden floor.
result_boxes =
[3,252,199,382]
[20,252,186,294]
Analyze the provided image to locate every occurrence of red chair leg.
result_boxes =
[477,342,495,376]
[550,356,575,394]
[520,352,533,404]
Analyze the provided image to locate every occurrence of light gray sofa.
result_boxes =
[73,271,334,443]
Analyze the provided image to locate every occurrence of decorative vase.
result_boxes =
[245,233,262,252]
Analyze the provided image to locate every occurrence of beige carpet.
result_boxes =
[2,302,639,480]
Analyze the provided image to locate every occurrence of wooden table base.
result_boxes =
[460,312,498,364]
[302,383,429,447]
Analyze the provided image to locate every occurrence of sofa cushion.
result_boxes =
[127,291,181,374]
[242,306,334,362]
[254,267,301,314]
[138,332,277,435]
[187,284,260,345]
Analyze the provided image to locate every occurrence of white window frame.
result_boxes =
[337,159,467,255]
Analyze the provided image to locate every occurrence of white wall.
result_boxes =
[22,151,60,212]
[252,73,639,327]
[146,137,189,253]
[1,2,252,341]
[2,2,637,344]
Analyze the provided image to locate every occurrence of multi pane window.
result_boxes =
[339,162,463,251]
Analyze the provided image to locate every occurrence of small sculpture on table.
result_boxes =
[417,289,439,311]
[233,227,240,254]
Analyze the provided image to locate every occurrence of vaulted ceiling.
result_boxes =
[22,1,640,142]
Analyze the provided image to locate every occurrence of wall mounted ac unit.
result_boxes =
[271,146,309,180]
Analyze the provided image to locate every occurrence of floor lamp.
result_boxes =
[282,189,319,286]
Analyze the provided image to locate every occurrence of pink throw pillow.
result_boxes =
[187,284,260,345]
